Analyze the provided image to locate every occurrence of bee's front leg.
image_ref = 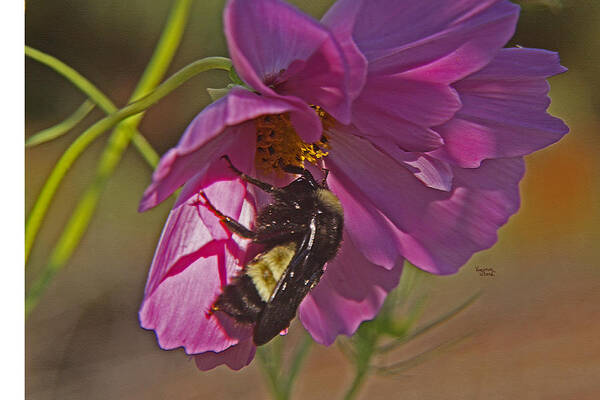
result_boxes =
[197,192,256,239]
[222,155,280,195]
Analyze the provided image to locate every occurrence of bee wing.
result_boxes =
[253,217,324,346]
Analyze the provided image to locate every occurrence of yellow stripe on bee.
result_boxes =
[246,243,297,302]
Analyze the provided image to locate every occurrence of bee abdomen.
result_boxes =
[213,275,264,324]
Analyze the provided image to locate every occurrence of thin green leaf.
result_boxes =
[374,332,475,376]
[131,133,160,168]
[25,46,115,112]
[378,291,481,354]
[26,100,95,147]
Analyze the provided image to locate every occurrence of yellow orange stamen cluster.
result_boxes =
[254,106,334,174]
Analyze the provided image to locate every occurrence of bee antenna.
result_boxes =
[321,168,330,186]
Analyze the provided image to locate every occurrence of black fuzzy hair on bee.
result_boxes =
[201,156,343,346]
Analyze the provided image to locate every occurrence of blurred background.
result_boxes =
[25,0,599,399]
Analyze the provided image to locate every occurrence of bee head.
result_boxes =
[280,161,334,194]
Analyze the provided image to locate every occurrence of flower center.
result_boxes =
[254,106,334,174]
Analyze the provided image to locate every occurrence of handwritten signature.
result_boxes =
[475,266,496,277]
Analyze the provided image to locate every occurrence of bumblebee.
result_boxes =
[201,156,344,346]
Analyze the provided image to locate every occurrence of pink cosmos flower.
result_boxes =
[139,0,568,370]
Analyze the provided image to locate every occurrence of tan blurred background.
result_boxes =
[25,0,599,399]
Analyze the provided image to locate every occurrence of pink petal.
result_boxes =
[139,88,320,211]
[139,240,250,354]
[174,141,255,212]
[354,112,444,152]
[351,75,461,152]
[299,235,403,346]
[325,166,403,269]
[328,131,524,275]
[432,48,569,167]
[320,0,368,101]
[460,47,568,80]
[369,137,454,191]
[276,39,351,125]
[194,338,256,371]
[287,100,324,144]
[348,0,519,81]
[139,193,256,354]
[358,74,461,127]
[224,0,354,125]
[403,153,453,192]
[142,196,212,298]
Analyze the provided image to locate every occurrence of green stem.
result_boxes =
[256,333,313,400]
[25,110,113,265]
[26,100,96,147]
[283,334,312,398]
[257,345,287,400]
[25,45,153,263]
[25,46,160,167]
[131,133,160,168]
[25,46,115,112]
[344,365,369,400]
[344,335,377,400]
[25,55,232,314]
[26,0,229,316]
[127,0,193,103]
[24,55,231,267]
[25,109,155,315]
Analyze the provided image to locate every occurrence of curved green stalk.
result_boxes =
[25,46,160,165]
[25,46,160,167]
[283,334,312,397]
[26,100,96,147]
[257,333,313,400]
[26,110,110,265]
[375,334,474,375]
[25,45,155,263]
[24,55,231,267]
[25,46,115,112]
[131,134,161,168]
[26,0,231,315]
[378,292,481,354]
[343,327,378,400]
[25,46,158,165]
[25,54,233,315]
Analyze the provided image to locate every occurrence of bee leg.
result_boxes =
[221,155,278,194]
[321,168,329,186]
[198,192,256,239]
[280,163,319,186]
